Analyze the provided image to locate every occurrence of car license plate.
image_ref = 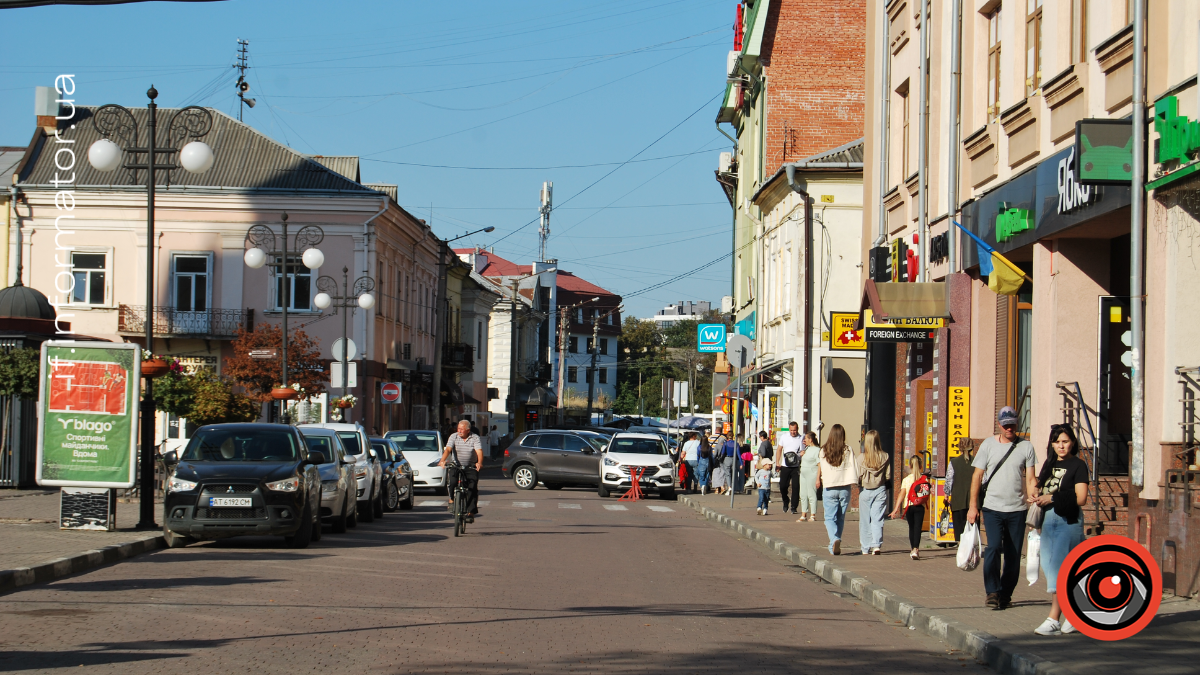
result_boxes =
[209,497,253,507]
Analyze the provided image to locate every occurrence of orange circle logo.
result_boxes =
[1057,535,1161,641]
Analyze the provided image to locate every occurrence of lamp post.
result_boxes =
[430,226,494,431]
[242,213,326,422]
[313,267,375,421]
[87,86,215,530]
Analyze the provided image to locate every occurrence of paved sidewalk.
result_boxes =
[684,491,1200,675]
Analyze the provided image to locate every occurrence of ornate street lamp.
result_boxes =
[313,267,375,421]
[87,86,214,530]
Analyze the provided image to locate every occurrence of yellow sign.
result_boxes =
[828,312,866,350]
[947,386,970,458]
[820,194,835,203]
[862,309,945,329]
[925,412,934,452]
[931,478,956,543]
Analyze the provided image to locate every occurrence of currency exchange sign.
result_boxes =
[36,341,140,488]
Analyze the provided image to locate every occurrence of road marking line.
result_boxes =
[477,501,490,506]
[559,503,581,509]
[513,501,535,508]
[646,505,674,512]
[418,501,443,507]
[603,504,628,511]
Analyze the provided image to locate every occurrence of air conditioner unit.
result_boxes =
[726,50,740,78]
[719,152,733,174]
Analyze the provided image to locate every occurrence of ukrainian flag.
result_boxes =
[951,221,1028,296]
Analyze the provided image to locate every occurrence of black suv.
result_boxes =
[501,430,609,490]
[162,424,324,549]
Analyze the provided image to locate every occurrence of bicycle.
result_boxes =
[448,460,470,537]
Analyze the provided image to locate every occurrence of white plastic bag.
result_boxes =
[957,522,982,571]
[1026,529,1041,586]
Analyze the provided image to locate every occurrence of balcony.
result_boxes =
[441,342,474,372]
[117,305,253,340]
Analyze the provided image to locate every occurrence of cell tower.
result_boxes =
[538,181,553,261]
[234,39,256,121]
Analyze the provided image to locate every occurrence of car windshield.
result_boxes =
[183,428,299,462]
[608,437,667,455]
[304,435,339,463]
[337,432,362,456]
[387,432,440,453]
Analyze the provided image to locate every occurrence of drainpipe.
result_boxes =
[362,197,387,429]
[786,165,813,431]
[718,121,739,311]
[874,0,891,249]
[1130,0,1146,488]
[947,0,961,274]
[917,0,929,282]
[4,185,15,288]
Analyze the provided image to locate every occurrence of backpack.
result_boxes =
[907,475,932,507]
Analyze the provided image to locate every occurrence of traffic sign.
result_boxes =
[725,333,755,368]
[331,361,357,388]
[331,338,357,362]
[697,323,727,353]
[380,382,402,404]
[249,349,278,360]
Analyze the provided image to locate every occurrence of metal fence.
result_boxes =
[118,305,252,339]
[0,395,37,488]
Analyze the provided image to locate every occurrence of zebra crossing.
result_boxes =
[416,499,673,513]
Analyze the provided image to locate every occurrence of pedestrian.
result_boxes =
[756,430,773,461]
[776,422,803,515]
[1033,425,1089,636]
[858,430,891,555]
[967,405,1038,610]
[697,435,713,495]
[815,424,858,555]
[681,432,701,494]
[755,459,773,515]
[945,437,975,542]
[714,434,739,495]
[890,455,931,559]
[798,431,821,521]
[488,424,500,459]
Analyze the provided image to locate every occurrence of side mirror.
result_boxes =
[342,454,356,464]
[162,450,178,465]
[368,448,377,459]
[307,451,327,465]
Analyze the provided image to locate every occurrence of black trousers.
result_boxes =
[905,505,926,549]
[951,508,968,543]
[777,466,800,512]
[446,466,479,515]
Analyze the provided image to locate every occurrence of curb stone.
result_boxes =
[0,533,164,596]
[679,495,1070,675]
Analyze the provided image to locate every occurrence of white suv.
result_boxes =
[597,432,676,500]
[299,423,383,521]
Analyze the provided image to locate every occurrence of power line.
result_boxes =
[363,148,714,171]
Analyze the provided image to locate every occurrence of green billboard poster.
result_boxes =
[35,342,141,488]
[1074,119,1134,185]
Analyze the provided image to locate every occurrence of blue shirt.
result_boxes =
[720,440,739,458]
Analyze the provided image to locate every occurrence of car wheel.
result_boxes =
[385,480,400,512]
[347,497,358,528]
[544,483,563,490]
[659,488,676,501]
[597,482,610,498]
[512,464,537,490]
[163,527,192,548]
[331,493,349,533]
[399,485,414,510]
[373,488,385,518]
[284,505,313,549]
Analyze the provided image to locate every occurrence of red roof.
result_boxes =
[453,248,618,298]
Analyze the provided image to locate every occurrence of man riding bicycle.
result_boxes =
[438,420,483,523]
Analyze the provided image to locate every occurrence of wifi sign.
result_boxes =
[697,324,727,353]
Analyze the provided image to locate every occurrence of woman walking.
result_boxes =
[697,435,713,495]
[798,431,821,521]
[816,424,858,555]
[1033,425,1089,636]
[857,430,891,555]
[890,455,931,560]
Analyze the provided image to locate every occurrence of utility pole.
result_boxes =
[234,39,255,122]
[431,240,448,432]
[509,278,520,433]
[556,306,569,417]
[586,311,599,424]
[538,181,553,262]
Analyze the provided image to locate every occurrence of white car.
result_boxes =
[385,430,447,495]
[597,432,676,500]
[299,423,382,522]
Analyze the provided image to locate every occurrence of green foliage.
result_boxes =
[153,370,195,416]
[0,348,40,398]
[186,369,261,427]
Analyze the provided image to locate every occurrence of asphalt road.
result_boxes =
[0,470,988,673]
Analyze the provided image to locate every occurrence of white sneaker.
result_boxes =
[762,507,768,515]
[756,507,763,515]
[1034,618,1061,636]
[1060,618,1076,634]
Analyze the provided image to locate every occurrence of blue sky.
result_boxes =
[1,0,735,319]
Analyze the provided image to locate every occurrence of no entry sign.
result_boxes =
[380,381,402,404]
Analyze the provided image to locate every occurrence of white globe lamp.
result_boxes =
[313,292,332,310]
[358,293,375,310]
[243,247,266,269]
[88,139,122,172]
[301,247,324,270]
[179,141,215,174]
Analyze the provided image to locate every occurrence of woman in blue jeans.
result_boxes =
[857,430,891,555]
[1033,425,1089,636]
[815,424,859,555]
[696,436,713,495]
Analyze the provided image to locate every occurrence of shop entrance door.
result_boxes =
[1097,296,1132,475]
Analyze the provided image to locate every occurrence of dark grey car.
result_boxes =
[501,430,609,490]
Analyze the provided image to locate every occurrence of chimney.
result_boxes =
[35,86,59,134]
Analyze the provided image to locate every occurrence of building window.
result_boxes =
[567,366,578,383]
[598,368,608,384]
[172,254,210,312]
[607,312,614,325]
[599,338,608,356]
[396,271,403,322]
[1071,0,1087,64]
[1026,0,1044,96]
[988,8,1002,121]
[70,252,107,305]
[569,336,578,353]
[477,321,483,361]
[576,308,583,323]
[272,256,312,311]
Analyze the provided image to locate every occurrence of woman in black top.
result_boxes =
[1031,425,1089,636]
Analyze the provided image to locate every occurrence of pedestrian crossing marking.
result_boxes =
[418,500,443,507]
[559,503,581,509]
[513,501,535,508]
[646,505,674,512]
[477,501,490,506]
[603,504,628,511]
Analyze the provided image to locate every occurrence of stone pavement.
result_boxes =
[684,490,1200,675]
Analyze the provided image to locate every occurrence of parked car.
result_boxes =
[300,427,357,532]
[371,437,414,511]
[597,432,676,500]
[501,429,609,490]
[299,423,382,522]
[385,430,445,494]
[162,423,323,548]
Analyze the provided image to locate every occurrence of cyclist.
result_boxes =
[438,420,483,523]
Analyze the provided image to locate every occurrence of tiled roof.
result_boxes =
[453,248,619,298]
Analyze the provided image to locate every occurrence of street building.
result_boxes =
[651,300,712,330]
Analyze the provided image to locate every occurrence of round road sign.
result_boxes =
[332,338,357,362]
[380,382,401,404]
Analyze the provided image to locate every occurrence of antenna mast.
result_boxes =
[235,39,256,121]
[538,181,553,261]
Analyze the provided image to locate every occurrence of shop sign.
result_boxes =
[1073,119,1133,185]
[35,342,140,488]
[861,309,940,343]
[995,207,1033,242]
[931,478,956,543]
[697,323,727,353]
[947,386,970,457]
[1057,147,1096,212]
[828,312,866,351]
[1147,96,1200,190]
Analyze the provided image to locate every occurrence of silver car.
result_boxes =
[299,423,382,522]
[300,427,358,533]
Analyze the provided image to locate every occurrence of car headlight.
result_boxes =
[321,480,339,495]
[355,467,368,479]
[603,456,620,467]
[659,461,673,469]
[167,476,197,492]
[266,477,301,492]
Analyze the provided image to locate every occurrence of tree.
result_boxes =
[0,348,40,398]
[186,369,262,427]
[224,324,327,402]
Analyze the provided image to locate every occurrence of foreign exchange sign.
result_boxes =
[861,309,939,343]
[947,386,970,457]
[35,342,140,488]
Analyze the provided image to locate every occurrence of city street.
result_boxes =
[0,471,984,674]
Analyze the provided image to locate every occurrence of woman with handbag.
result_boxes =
[890,455,931,560]
[815,424,858,555]
[1031,425,1089,636]
[857,430,892,555]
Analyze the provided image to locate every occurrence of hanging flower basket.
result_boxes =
[336,400,353,409]
[141,359,169,379]
[271,387,298,401]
